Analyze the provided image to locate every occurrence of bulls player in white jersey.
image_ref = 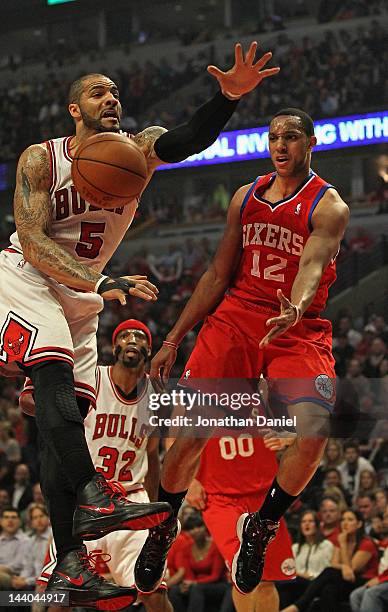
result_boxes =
[36,319,172,611]
[0,42,279,608]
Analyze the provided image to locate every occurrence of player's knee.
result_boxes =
[28,360,83,428]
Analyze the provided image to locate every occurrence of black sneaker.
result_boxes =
[134,516,180,593]
[231,512,279,594]
[73,474,172,540]
[46,546,137,610]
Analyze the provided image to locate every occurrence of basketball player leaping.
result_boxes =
[134,109,349,596]
[0,42,279,608]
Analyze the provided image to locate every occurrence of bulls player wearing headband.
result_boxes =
[134,108,349,596]
[36,319,172,612]
[0,42,279,608]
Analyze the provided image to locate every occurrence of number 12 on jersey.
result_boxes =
[250,250,287,283]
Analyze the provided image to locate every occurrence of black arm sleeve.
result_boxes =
[154,91,239,163]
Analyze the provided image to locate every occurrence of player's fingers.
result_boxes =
[150,374,164,394]
[277,288,292,308]
[108,289,127,305]
[244,41,258,65]
[124,275,148,280]
[207,65,226,79]
[259,325,282,347]
[252,50,272,70]
[129,285,157,301]
[162,362,173,386]
[234,42,244,66]
[265,315,288,327]
[259,67,281,80]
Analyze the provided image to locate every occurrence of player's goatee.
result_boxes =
[80,108,120,133]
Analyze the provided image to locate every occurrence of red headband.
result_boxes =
[112,319,152,348]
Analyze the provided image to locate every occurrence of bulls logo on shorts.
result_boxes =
[0,312,37,364]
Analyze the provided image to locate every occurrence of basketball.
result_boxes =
[71,132,147,209]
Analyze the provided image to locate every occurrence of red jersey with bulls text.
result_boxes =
[196,436,277,495]
[10,136,139,273]
[229,171,337,315]
[84,366,155,492]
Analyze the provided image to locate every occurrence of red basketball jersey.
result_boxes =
[196,436,277,495]
[229,171,337,315]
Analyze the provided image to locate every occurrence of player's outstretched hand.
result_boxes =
[186,478,207,510]
[259,289,301,347]
[99,275,158,305]
[207,41,280,99]
[150,343,178,388]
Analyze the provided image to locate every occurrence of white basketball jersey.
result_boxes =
[10,136,138,273]
[84,365,154,492]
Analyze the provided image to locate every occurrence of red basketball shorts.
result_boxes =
[203,490,296,581]
[180,294,335,410]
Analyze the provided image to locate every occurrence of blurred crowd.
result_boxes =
[0,15,386,162]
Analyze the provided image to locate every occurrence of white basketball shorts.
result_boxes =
[0,248,103,410]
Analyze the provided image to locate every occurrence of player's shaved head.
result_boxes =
[271,108,314,137]
[68,73,113,105]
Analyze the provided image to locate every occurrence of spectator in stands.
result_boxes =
[0,487,10,513]
[8,463,33,512]
[350,540,388,612]
[277,510,334,608]
[322,439,344,470]
[168,513,228,612]
[333,333,355,377]
[319,496,341,544]
[359,470,379,497]
[356,493,377,535]
[322,486,349,513]
[0,507,31,588]
[10,504,51,591]
[338,440,375,501]
[363,338,388,378]
[334,314,362,349]
[32,483,45,505]
[375,488,388,514]
[0,421,21,465]
[322,468,352,507]
[346,358,372,398]
[281,509,379,612]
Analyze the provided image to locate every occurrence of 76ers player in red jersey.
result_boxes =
[186,435,296,612]
[134,108,349,597]
[0,43,279,608]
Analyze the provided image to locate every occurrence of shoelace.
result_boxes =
[98,478,128,502]
[78,550,112,579]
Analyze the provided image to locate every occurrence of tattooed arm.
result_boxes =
[14,144,102,290]
[133,127,167,168]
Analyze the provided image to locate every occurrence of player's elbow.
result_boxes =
[17,231,43,266]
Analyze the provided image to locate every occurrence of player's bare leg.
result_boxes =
[162,436,208,492]
[139,591,173,612]
[232,582,279,612]
[233,403,329,595]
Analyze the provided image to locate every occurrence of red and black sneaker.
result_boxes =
[73,474,172,540]
[46,546,137,610]
[231,512,279,594]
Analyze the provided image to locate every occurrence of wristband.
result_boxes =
[97,277,137,295]
[163,340,179,351]
[94,275,109,293]
[291,305,302,326]
[222,89,242,100]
